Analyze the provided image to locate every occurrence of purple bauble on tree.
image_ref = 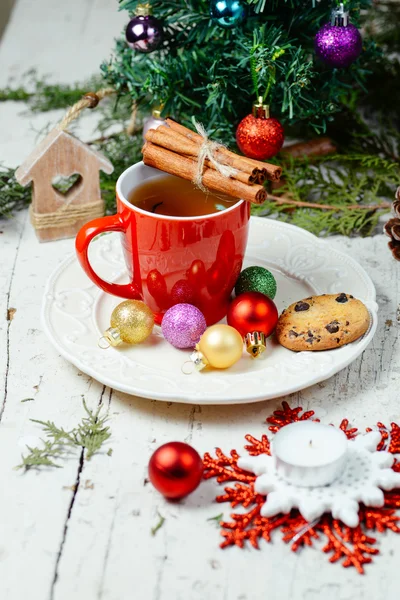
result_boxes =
[161,304,207,349]
[315,3,362,69]
[126,5,163,54]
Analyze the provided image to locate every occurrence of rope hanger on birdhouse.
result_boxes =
[57,88,115,131]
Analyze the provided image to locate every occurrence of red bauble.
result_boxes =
[147,269,170,310]
[227,291,278,337]
[236,100,284,160]
[170,279,195,304]
[148,442,204,499]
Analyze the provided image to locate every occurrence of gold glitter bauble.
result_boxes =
[105,300,154,346]
[196,324,243,369]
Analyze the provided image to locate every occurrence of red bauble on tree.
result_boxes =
[236,97,284,160]
[227,291,278,357]
[148,442,204,499]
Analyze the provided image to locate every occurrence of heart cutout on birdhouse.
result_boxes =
[52,173,83,197]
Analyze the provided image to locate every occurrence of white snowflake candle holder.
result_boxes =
[272,421,348,487]
[238,428,400,528]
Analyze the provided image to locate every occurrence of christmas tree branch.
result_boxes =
[0,69,398,236]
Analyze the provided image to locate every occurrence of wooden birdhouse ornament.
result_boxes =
[15,91,114,242]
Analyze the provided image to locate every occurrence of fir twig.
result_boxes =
[16,441,65,470]
[16,399,111,471]
[75,398,112,460]
[268,193,392,212]
[253,153,398,236]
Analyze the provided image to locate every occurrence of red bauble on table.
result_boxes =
[227,291,278,357]
[236,97,284,160]
[148,442,204,499]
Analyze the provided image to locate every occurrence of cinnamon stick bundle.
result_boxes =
[145,127,255,186]
[141,118,286,205]
[142,142,267,205]
[147,124,262,184]
[165,119,282,183]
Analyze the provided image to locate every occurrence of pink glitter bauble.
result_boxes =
[161,304,207,349]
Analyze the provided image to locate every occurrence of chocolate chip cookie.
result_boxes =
[276,293,370,351]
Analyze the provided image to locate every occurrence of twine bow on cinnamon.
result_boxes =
[191,120,238,191]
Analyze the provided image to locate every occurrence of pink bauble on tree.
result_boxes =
[236,97,284,160]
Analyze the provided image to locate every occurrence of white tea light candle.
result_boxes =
[272,421,348,487]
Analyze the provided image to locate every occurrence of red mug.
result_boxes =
[75,162,250,325]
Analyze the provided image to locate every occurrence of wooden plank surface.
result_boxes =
[0,2,399,600]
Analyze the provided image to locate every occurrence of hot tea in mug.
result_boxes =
[129,175,236,217]
[76,162,250,325]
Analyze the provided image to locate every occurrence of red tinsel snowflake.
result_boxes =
[203,401,400,573]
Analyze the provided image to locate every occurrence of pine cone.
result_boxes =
[393,188,400,218]
[384,188,400,261]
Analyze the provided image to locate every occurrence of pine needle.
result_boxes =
[16,399,111,471]
[207,513,224,526]
[151,511,166,536]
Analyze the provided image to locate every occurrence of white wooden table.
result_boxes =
[0,2,399,599]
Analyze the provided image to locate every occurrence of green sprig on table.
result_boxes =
[0,70,103,112]
[0,166,32,217]
[16,398,111,471]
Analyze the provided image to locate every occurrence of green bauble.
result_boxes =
[235,266,277,300]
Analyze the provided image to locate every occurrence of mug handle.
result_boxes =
[75,214,142,300]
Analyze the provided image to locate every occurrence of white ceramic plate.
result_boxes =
[42,217,378,404]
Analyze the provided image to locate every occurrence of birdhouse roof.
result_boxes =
[15,127,114,186]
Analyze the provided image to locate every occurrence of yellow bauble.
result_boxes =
[197,324,243,369]
[105,300,154,346]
